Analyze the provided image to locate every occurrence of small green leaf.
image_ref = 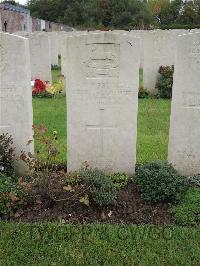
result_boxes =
[79,194,89,206]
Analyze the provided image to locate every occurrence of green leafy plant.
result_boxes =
[0,134,15,177]
[79,167,117,207]
[0,173,28,215]
[156,65,174,99]
[138,87,153,99]
[110,172,128,190]
[65,171,80,185]
[51,65,61,71]
[32,91,54,99]
[134,161,187,204]
[187,175,200,187]
[21,125,60,198]
[171,188,200,226]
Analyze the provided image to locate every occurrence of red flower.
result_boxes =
[37,124,47,134]
[32,79,46,95]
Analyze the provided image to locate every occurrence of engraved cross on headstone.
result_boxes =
[86,109,116,158]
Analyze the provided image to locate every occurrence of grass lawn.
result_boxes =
[52,67,62,83]
[33,96,67,162]
[33,97,171,164]
[137,99,171,164]
[0,222,199,265]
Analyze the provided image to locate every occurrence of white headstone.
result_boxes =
[65,32,139,173]
[57,31,68,56]
[48,32,59,66]
[14,31,30,38]
[168,32,200,175]
[130,30,147,68]
[60,31,88,75]
[41,20,46,31]
[0,33,33,173]
[143,30,189,93]
[60,31,87,94]
[29,32,52,82]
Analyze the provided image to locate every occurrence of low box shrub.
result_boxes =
[134,161,188,204]
[187,174,200,187]
[79,168,117,207]
[156,65,174,99]
[110,172,129,190]
[138,87,153,99]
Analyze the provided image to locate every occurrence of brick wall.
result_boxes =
[45,20,51,32]
[0,4,73,33]
[0,9,31,33]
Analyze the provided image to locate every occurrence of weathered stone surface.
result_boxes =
[14,31,30,37]
[0,32,33,173]
[168,32,200,175]
[65,32,139,173]
[130,30,147,68]
[60,31,87,94]
[29,32,52,82]
[14,31,52,82]
[48,31,59,66]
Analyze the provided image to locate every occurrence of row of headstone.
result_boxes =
[131,29,190,93]
[11,29,195,94]
[59,29,196,94]
[48,32,59,66]
[1,31,200,176]
[14,31,52,82]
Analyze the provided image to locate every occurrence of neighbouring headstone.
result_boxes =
[143,30,188,93]
[65,32,140,173]
[60,31,87,94]
[60,31,87,75]
[14,31,30,37]
[130,30,147,68]
[168,32,200,175]
[48,32,59,66]
[14,31,52,81]
[0,32,33,173]
[60,32,72,76]
[29,32,52,82]
[58,31,68,56]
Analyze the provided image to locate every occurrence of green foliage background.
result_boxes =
[23,0,200,29]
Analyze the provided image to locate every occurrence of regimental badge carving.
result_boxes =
[190,41,200,67]
[85,43,120,78]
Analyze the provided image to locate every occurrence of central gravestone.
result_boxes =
[65,32,140,173]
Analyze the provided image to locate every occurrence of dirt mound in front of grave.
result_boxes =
[2,172,172,225]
